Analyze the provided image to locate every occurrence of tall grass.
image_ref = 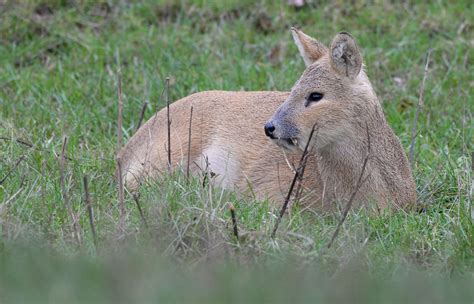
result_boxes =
[0,0,472,302]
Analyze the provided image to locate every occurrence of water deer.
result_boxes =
[118,29,416,212]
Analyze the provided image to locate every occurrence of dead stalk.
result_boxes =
[271,124,317,239]
[0,156,25,185]
[0,137,72,160]
[117,71,123,155]
[59,136,81,247]
[327,125,371,249]
[166,77,172,170]
[117,158,125,232]
[83,175,98,253]
[117,71,125,231]
[136,101,148,131]
[186,106,194,179]
[409,49,432,168]
[132,193,149,229]
[228,203,239,241]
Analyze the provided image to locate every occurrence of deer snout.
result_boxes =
[264,121,276,139]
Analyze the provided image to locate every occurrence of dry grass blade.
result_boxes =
[132,193,149,229]
[117,158,125,232]
[327,125,371,249]
[136,101,148,131]
[228,203,239,241]
[83,175,98,253]
[116,71,125,232]
[186,106,194,179]
[117,71,123,154]
[1,176,26,207]
[59,136,82,247]
[0,137,72,160]
[271,124,317,239]
[0,137,34,148]
[0,156,25,185]
[166,77,172,170]
[409,49,432,167]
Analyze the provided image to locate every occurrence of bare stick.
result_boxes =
[327,125,371,249]
[132,193,148,229]
[136,101,148,131]
[117,158,125,232]
[166,77,172,170]
[59,137,81,247]
[0,156,25,185]
[0,137,34,148]
[228,203,239,241]
[271,124,317,239]
[0,137,72,160]
[409,49,431,167]
[186,106,194,179]
[117,71,123,154]
[83,175,98,253]
[116,71,125,231]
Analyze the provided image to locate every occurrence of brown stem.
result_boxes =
[132,193,149,229]
[136,101,148,131]
[0,156,25,185]
[116,71,126,232]
[327,124,371,249]
[229,203,239,241]
[186,106,194,180]
[271,124,317,239]
[117,71,123,155]
[166,77,172,170]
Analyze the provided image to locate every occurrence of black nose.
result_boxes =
[264,122,276,139]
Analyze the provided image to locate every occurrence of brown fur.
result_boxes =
[118,29,416,212]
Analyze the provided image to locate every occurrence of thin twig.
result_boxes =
[0,137,33,148]
[132,193,149,229]
[117,70,123,154]
[186,106,194,179]
[1,176,26,207]
[83,175,98,253]
[409,49,432,167]
[228,203,239,241]
[0,156,25,185]
[136,101,148,131]
[116,70,125,232]
[327,125,371,249]
[0,137,72,160]
[117,157,125,232]
[166,77,172,170]
[59,136,81,247]
[271,124,317,239]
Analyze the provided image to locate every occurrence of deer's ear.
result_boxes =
[291,27,328,67]
[329,32,362,79]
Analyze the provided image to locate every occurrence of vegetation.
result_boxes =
[0,1,472,302]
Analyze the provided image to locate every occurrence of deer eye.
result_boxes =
[306,92,324,106]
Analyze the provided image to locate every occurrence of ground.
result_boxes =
[0,1,472,303]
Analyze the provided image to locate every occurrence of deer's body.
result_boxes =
[119,30,416,212]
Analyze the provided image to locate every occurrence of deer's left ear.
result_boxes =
[291,27,328,67]
[329,32,362,79]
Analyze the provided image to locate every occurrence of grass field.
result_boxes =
[0,0,473,303]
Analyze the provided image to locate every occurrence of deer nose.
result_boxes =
[264,122,276,139]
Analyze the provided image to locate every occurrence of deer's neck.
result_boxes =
[317,137,375,207]
[316,111,392,209]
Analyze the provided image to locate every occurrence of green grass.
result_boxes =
[0,0,472,303]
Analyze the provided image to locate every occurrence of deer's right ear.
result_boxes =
[291,27,328,67]
[329,32,362,79]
